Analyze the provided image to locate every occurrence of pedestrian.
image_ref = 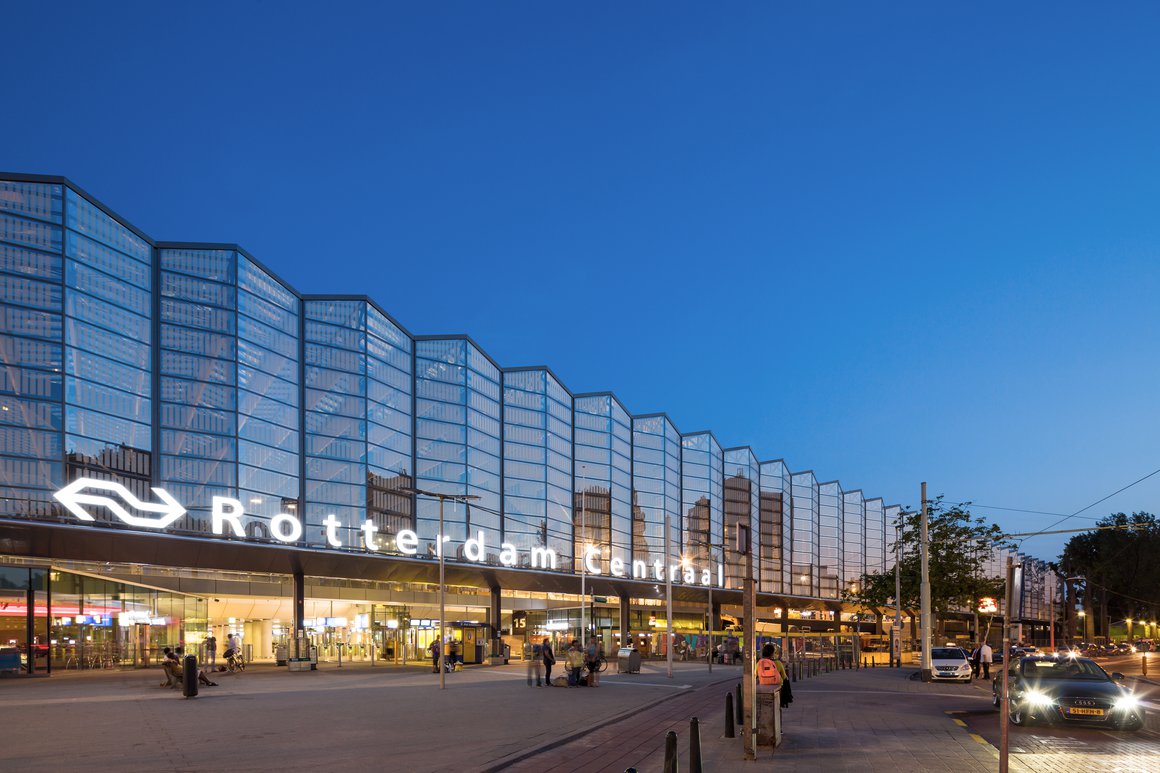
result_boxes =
[757,643,782,689]
[979,640,993,680]
[205,632,217,667]
[541,637,555,684]
[528,640,543,687]
[585,636,600,687]
[970,642,981,680]
[566,640,585,687]
[450,638,461,666]
[774,647,793,709]
[429,639,441,673]
[227,632,239,657]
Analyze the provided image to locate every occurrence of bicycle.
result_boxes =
[225,649,246,673]
[587,656,608,674]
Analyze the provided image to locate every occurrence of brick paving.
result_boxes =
[3,658,1157,771]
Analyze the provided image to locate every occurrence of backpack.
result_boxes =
[757,658,781,686]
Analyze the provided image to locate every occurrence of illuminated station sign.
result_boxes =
[54,478,725,586]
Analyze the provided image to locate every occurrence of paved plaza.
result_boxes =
[3,659,1157,771]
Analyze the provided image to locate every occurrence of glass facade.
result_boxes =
[758,460,791,594]
[502,368,572,566]
[573,394,632,573]
[631,415,680,576]
[0,173,1057,619]
[841,489,864,595]
[0,181,64,520]
[414,337,501,555]
[790,471,818,597]
[723,447,758,591]
[680,433,721,578]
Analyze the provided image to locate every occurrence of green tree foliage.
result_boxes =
[846,497,1011,622]
[1061,512,1159,622]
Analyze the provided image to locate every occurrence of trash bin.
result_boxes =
[275,644,288,666]
[617,647,641,674]
[182,654,199,698]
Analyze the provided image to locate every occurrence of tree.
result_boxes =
[1061,512,1160,636]
[846,496,1011,639]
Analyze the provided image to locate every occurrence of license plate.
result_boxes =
[1067,707,1105,716]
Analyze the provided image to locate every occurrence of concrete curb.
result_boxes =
[478,673,739,772]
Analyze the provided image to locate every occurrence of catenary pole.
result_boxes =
[919,481,932,682]
[1000,556,1013,773]
[438,494,446,690]
[894,522,902,668]
[666,513,673,679]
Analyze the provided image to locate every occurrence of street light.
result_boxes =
[400,487,479,690]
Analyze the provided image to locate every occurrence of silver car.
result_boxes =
[930,646,973,683]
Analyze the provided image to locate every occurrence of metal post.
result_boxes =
[663,731,678,773]
[999,556,1014,773]
[919,481,931,682]
[689,717,703,773]
[725,692,735,737]
[741,523,756,759]
[893,522,902,668]
[665,514,673,679]
[439,495,446,690]
[707,584,713,673]
[581,490,586,643]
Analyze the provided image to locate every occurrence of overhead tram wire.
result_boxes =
[945,464,1160,546]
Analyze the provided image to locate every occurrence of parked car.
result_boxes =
[992,655,1144,731]
[929,646,973,683]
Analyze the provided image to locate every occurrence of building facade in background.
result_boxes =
[0,174,1061,673]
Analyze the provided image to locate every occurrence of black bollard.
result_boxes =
[663,730,678,773]
[182,654,199,698]
[725,693,735,738]
[735,683,743,724]
[690,717,703,773]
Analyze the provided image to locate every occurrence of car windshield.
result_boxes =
[931,648,965,660]
[1020,658,1106,680]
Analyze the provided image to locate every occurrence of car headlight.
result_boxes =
[1024,690,1054,707]
[958,664,971,671]
[1114,694,1141,712]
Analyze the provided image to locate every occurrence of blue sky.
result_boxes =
[5,2,1160,562]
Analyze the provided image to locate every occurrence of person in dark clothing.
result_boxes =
[541,638,555,684]
[429,639,441,673]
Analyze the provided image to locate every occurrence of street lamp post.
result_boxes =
[401,487,479,690]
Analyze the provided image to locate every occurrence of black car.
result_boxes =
[992,655,1144,731]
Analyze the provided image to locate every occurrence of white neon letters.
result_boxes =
[54,481,729,588]
[322,513,343,548]
[211,496,246,537]
[270,513,303,543]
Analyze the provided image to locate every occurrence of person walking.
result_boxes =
[979,641,993,680]
[541,637,555,685]
[969,642,981,680]
[429,639,441,673]
[527,640,543,687]
[585,636,601,687]
[205,632,217,668]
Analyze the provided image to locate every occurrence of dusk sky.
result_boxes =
[6,2,1160,562]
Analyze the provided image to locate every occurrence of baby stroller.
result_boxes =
[224,647,246,673]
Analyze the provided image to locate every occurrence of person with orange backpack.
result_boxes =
[757,643,782,688]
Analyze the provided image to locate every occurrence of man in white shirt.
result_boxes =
[979,642,993,680]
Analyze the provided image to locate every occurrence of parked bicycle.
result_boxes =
[225,648,246,673]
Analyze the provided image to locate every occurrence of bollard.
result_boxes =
[725,693,736,738]
[689,717,703,773]
[791,661,798,682]
[735,683,743,724]
[1143,655,1148,678]
[663,730,678,773]
[182,654,199,698]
